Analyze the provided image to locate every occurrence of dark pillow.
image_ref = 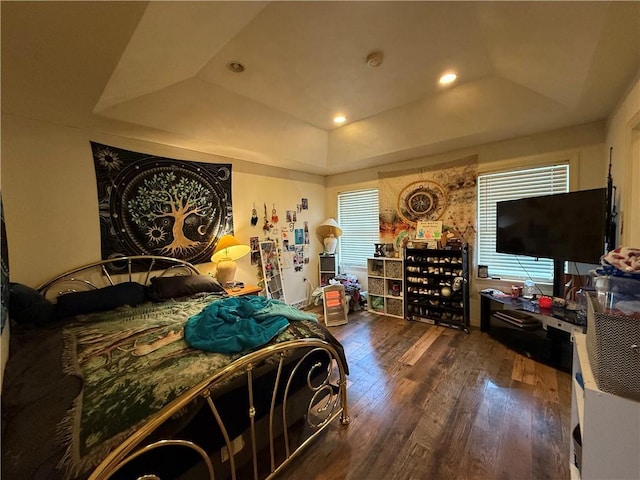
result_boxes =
[55,281,147,320]
[8,283,56,326]
[149,274,225,300]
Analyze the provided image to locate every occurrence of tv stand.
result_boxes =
[480,293,584,371]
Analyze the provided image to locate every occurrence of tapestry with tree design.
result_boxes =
[91,142,232,267]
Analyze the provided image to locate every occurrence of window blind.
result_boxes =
[477,164,569,283]
[338,189,380,269]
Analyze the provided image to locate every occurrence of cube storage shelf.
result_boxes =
[319,254,337,287]
[366,257,404,318]
[404,244,469,332]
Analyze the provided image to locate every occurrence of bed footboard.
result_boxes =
[89,338,349,480]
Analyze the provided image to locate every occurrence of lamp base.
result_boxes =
[323,234,338,254]
[215,258,237,286]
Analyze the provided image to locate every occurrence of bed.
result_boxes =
[1,256,349,480]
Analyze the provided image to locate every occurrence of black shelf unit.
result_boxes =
[404,244,469,333]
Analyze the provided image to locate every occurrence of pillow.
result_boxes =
[55,281,147,320]
[148,274,225,300]
[9,283,56,326]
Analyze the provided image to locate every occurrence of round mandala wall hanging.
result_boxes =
[397,180,448,225]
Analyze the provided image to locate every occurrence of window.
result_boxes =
[477,164,569,283]
[337,189,379,269]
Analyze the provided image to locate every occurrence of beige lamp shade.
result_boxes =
[316,218,343,239]
[316,218,343,255]
[211,234,251,285]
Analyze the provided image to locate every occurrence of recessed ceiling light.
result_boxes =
[439,72,457,85]
[333,115,347,125]
[227,61,245,73]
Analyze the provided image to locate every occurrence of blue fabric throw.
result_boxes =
[184,296,318,353]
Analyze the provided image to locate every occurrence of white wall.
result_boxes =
[326,121,608,326]
[605,69,640,246]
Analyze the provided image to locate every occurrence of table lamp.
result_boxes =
[317,218,343,255]
[211,234,250,286]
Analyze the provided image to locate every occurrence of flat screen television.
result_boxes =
[496,188,607,264]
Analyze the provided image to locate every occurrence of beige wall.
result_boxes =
[605,69,640,246]
[326,121,608,327]
[0,113,327,300]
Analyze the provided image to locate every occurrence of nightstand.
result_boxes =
[224,284,262,297]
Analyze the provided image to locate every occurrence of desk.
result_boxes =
[224,285,262,297]
[480,293,583,371]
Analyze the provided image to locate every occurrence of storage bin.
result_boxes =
[385,260,403,279]
[586,293,640,402]
[368,277,384,296]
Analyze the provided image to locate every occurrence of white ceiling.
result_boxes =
[2,1,639,175]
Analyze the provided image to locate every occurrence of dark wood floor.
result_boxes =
[279,309,572,480]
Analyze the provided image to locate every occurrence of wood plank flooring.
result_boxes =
[278,309,572,480]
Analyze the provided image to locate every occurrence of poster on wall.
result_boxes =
[91,142,233,268]
[379,155,478,250]
[416,221,442,241]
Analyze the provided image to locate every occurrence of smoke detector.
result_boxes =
[366,51,384,68]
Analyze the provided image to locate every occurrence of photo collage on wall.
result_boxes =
[250,197,310,273]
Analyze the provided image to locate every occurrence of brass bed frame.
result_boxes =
[36,255,350,480]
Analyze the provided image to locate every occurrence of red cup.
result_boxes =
[538,296,552,309]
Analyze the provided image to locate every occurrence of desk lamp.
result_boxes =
[316,218,343,255]
[211,234,250,286]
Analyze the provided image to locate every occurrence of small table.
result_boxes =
[224,284,263,297]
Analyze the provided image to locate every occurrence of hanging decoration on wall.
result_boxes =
[378,155,478,249]
[263,203,273,232]
[396,180,448,224]
[250,203,258,226]
[91,142,233,267]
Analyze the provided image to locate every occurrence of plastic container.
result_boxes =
[523,280,536,299]
[594,275,640,316]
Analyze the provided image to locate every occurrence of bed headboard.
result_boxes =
[37,255,200,301]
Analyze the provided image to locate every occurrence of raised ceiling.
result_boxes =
[2,1,639,175]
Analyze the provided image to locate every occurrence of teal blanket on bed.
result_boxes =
[185,296,318,353]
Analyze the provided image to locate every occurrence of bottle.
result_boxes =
[523,280,536,299]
